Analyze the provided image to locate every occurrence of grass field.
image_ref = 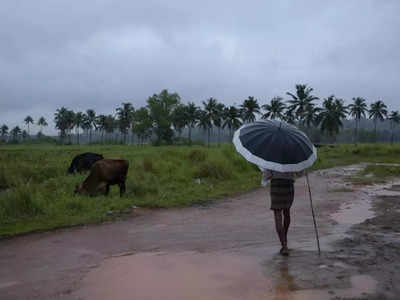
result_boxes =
[1,143,399,237]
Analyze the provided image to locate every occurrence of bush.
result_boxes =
[143,157,155,173]
[187,149,207,163]
[193,159,233,180]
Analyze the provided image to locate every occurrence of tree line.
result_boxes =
[1,85,399,145]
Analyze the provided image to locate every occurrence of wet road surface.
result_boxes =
[0,166,389,299]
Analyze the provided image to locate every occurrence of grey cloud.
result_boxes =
[1,0,400,132]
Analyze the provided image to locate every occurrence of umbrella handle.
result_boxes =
[305,171,321,255]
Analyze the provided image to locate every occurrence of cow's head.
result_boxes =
[74,183,88,195]
[67,166,75,174]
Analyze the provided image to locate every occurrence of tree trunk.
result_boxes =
[207,128,210,147]
[354,119,359,145]
[188,126,192,146]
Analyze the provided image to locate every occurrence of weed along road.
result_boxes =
[1,165,400,299]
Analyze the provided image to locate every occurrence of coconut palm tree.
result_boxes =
[1,124,9,142]
[85,109,96,143]
[348,97,368,144]
[95,114,107,143]
[171,104,187,138]
[214,102,226,146]
[317,95,348,141]
[116,103,135,144]
[74,112,85,144]
[54,107,74,143]
[185,102,200,145]
[286,84,319,124]
[240,96,260,123]
[222,106,242,138]
[302,103,322,136]
[202,97,219,146]
[10,126,21,142]
[37,117,48,135]
[24,115,34,137]
[22,130,28,141]
[368,100,388,142]
[388,111,400,144]
[104,114,116,142]
[198,110,212,145]
[262,97,286,120]
[283,107,296,124]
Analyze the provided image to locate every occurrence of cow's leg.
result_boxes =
[105,184,110,196]
[119,181,126,197]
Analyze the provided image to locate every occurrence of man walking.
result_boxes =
[262,169,301,256]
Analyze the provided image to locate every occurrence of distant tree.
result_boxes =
[222,106,242,138]
[202,97,219,147]
[388,111,400,144]
[283,107,296,125]
[95,114,107,143]
[302,103,322,135]
[10,126,21,142]
[214,102,226,146]
[66,110,75,143]
[22,130,28,141]
[171,104,188,138]
[286,84,319,124]
[116,103,135,144]
[74,112,85,144]
[85,109,96,143]
[37,117,48,135]
[368,100,388,142]
[317,96,347,141]
[24,115,34,136]
[54,107,75,143]
[147,89,180,145]
[240,96,260,123]
[132,107,153,145]
[198,110,211,142]
[262,97,286,120]
[104,115,116,141]
[348,97,368,144]
[185,102,200,145]
[1,124,8,142]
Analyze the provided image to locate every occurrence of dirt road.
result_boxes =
[1,165,399,299]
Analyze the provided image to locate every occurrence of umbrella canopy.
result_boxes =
[233,120,317,172]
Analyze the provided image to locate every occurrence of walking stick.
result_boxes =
[305,171,321,255]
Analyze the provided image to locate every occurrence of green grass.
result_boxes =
[310,144,400,170]
[1,143,400,237]
[361,165,400,178]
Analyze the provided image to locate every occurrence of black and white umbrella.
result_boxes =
[233,120,317,172]
[233,119,321,254]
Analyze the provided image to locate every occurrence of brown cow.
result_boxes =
[74,158,129,197]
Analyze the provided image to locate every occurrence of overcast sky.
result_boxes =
[1,0,399,133]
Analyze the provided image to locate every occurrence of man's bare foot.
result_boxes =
[280,247,289,256]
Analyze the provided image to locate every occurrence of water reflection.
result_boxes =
[273,260,298,300]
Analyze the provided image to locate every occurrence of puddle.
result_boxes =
[271,274,376,300]
[75,250,377,300]
[330,197,374,226]
[0,281,19,289]
[75,251,274,300]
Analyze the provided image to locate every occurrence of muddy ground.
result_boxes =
[1,164,400,299]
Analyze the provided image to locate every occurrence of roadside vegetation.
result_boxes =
[1,143,400,237]
[2,85,400,147]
